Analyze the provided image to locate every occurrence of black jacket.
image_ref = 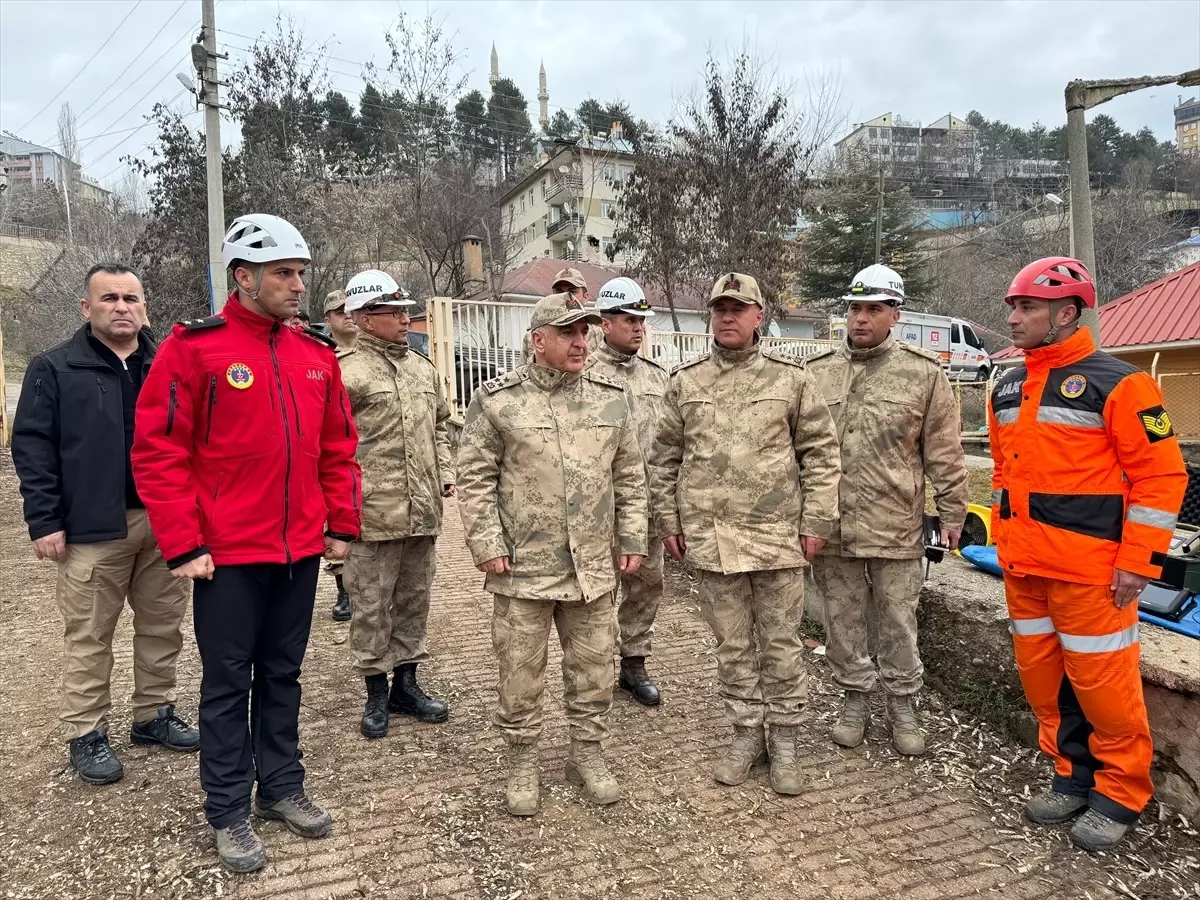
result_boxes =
[13,325,158,543]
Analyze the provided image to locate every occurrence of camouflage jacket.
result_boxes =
[807,334,968,558]
[649,342,841,574]
[456,363,648,602]
[585,342,668,466]
[340,334,453,541]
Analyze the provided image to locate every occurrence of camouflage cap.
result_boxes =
[552,267,587,291]
[528,291,602,331]
[709,272,763,307]
[323,289,347,314]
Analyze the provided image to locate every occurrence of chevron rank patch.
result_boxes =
[1138,405,1175,443]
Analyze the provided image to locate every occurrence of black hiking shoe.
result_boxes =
[388,663,449,723]
[130,704,200,752]
[69,726,124,785]
[361,673,389,739]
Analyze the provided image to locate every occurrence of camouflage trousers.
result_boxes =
[345,536,436,676]
[492,591,615,745]
[696,567,808,728]
[811,556,924,696]
[616,538,663,658]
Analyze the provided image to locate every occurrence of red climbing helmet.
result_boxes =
[1004,256,1096,308]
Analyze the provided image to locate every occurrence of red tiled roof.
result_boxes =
[991,261,1200,361]
[482,259,824,318]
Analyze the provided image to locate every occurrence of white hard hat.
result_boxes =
[221,214,311,269]
[343,269,413,313]
[843,264,905,306]
[595,276,654,318]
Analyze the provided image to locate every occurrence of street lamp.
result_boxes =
[1065,68,1200,343]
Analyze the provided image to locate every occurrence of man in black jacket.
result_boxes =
[12,263,199,786]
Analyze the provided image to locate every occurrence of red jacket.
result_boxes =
[989,328,1186,585]
[133,295,361,568]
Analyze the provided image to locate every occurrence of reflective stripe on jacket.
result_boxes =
[988,328,1186,585]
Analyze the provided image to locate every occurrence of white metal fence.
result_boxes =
[428,297,841,417]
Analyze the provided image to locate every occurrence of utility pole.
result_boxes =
[1064,69,1200,345]
[194,0,227,312]
[874,163,884,264]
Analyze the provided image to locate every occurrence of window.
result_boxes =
[529,188,535,205]
[962,324,982,349]
[951,323,961,344]
[600,237,614,257]
[520,196,526,213]
[541,179,547,198]
[869,127,878,139]
[601,200,616,219]
[602,163,616,182]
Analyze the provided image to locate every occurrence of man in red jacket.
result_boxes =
[133,214,361,874]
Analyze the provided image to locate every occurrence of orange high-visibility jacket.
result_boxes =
[988,328,1186,585]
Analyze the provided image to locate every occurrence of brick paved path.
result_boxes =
[0,468,1117,899]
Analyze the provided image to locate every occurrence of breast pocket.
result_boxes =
[875,397,922,451]
[748,394,794,445]
[576,421,621,466]
[680,397,714,433]
[203,360,280,458]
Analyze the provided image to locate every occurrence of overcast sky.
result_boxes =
[1,0,1197,189]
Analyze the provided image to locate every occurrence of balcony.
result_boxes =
[546,213,581,237]
[544,175,582,201]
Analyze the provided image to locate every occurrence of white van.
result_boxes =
[830,311,992,381]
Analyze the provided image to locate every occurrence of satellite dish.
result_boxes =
[767,320,782,338]
[563,202,574,214]
[1045,193,1063,206]
[566,241,576,251]
[557,165,569,174]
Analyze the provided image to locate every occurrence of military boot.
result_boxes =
[213,817,268,873]
[831,690,871,748]
[885,695,926,756]
[506,744,540,817]
[361,674,389,739]
[253,792,333,838]
[1024,789,1089,825]
[618,656,661,707]
[565,740,621,806]
[389,663,449,723]
[713,725,767,786]
[68,726,124,785]
[1070,808,1134,853]
[767,725,804,796]
[331,576,351,622]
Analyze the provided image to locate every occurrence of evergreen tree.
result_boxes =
[486,77,533,181]
[798,154,932,308]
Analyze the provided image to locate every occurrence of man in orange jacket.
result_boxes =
[989,257,1186,852]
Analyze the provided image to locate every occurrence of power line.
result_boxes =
[14,0,145,134]
[86,88,190,173]
[56,0,191,140]
[79,52,191,162]
[77,19,198,133]
[95,107,201,184]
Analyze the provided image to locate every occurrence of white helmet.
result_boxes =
[221,214,311,269]
[343,269,413,313]
[595,276,654,318]
[843,264,905,307]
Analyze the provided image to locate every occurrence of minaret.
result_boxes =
[489,43,499,88]
[538,61,549,132]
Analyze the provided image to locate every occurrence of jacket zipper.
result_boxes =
[339,391,352,438]
[351,468,360,512]
[34,377,43,399]
[205,376,217,444]
[96,376,106,410]
[165,381,177,436]
[288,380,303,438]
[269,325,294,564]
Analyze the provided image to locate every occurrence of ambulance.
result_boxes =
[830,311,993,381]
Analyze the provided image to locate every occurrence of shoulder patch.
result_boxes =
[301,326,337,350]
[482,369,528,394]
[583,370,623,390]
[762,348,808,369]
[897,342,942,363]
[408,347,435,365]
[671,353,710,375]
[637,354,667,372]
[177,315,226,332]
[802,347,838,367]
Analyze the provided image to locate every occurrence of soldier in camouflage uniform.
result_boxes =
[522,268,595,363]
[649,273,841,796]
[807,265,968,756]
[339,270,454,739]
[457,291,647,817]
[324,289,358,622]
[587,276,668,706]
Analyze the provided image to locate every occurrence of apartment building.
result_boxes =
[1176,96,1200,156]
[497,126,636,268]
